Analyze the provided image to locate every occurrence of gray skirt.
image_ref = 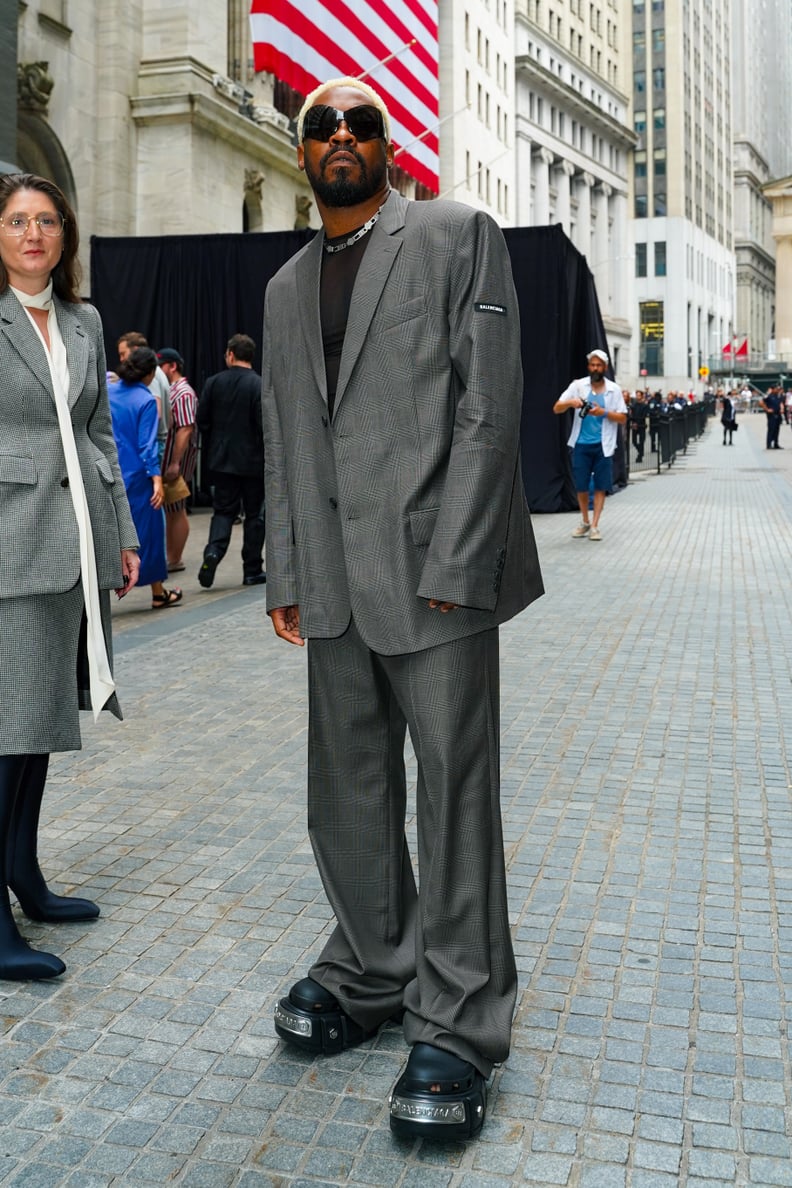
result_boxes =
[0,581,121,756]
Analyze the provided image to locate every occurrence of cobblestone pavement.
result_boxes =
[2,410,792,1187]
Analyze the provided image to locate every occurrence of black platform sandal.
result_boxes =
[273,977,377,1054]
[389,1042,487,1141]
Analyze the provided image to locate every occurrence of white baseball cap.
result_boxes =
[587,349,609,364]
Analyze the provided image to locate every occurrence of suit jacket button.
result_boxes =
[329,497,338,510]
[60,477,69,488]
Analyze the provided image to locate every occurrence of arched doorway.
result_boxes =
[17,110,77,211]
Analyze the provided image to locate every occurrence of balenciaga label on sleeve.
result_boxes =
[474,301,507,315]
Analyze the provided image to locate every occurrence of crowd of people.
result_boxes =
[105,333,267,609]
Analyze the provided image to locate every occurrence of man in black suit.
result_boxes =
[196,334,266,587]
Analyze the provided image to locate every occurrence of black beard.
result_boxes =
[305,147,387,207]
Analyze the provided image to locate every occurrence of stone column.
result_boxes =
[610,189,628,322]
[575,171,594,263]
[142,0,228,65]
[764,179,792,361]
[553,159,575,236]
[514,125,533,226]
[593,182,612,307]
[532,146,554,226]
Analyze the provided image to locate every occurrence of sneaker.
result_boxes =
[589,526,602,541]
[198,550,221,589]
[571,522,591,538]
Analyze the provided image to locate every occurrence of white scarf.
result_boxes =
[12,281,116,721]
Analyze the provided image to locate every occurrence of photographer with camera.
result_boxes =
[553,349,627,541]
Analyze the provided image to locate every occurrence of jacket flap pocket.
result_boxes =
[409,506,439,546]
[94,455,115,483]
[0,455,37,484]
[378,295,427,332]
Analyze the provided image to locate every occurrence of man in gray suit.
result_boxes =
[262,77,543,1141]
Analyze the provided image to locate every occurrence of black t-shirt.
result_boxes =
[320,232,372,416]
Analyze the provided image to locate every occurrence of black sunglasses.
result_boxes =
[302,104,386,143]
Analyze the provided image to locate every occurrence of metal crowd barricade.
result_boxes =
[624,398,716,481]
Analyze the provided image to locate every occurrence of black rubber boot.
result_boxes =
[0,756,65,980]
[389,1043,487,1141]
[6,755,99,924]
[274,977,377,1054]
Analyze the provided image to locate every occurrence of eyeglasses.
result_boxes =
[302,104,386,143]
[0,211,66,238]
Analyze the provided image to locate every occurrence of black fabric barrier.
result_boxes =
[90,222,607,513]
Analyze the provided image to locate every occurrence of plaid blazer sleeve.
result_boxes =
[415,210,524,611]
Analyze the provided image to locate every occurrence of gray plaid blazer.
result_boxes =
[261,192,543,654]
[0,287,138,598]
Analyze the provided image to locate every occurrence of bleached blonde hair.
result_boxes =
[296,77,392,143]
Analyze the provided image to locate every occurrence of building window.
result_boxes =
[634,110,646,134]
[636,243,647,276]
[653,67,665,89]
[654,241,666,275]
[655,192,667,215]
[635,70,646,92]
[652,28,665,52]
[635,194,648,217]
[654,107,666,130]
[640,300,664,373]
[635,150,647,178]
[654,149,666,177]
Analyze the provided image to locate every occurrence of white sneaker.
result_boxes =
[571,522,591,538]
[589,526,602,541]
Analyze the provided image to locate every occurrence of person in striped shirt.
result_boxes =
[157,348,198,579]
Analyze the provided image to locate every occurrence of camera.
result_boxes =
[578,398,593,419]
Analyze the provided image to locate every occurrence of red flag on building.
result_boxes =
[721,341,732,355]
[735,338,749,358]
[249,0,440,193]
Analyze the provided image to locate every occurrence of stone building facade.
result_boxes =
[513,0,636,378]
[14,0,313,283]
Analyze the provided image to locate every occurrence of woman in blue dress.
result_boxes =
[108,347,182,609]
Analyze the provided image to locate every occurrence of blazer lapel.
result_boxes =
[333,194,406,415]
[295,232,328,402]
[54,299,89,408]
[0,288,55,399]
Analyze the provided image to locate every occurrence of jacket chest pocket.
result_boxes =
[0,455,37,485]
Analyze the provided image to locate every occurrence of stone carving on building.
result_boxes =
[244,168,266,199]
[18,62,54,114]
[295,194,312,229]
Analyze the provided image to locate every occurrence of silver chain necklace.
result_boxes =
[323,206,383,254]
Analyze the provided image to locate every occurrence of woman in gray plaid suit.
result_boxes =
[0,174,140,981]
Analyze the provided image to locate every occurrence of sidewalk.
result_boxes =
[1,411,791,1186]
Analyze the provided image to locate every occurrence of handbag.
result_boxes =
[162,474,191,505]
[731,419,739,431]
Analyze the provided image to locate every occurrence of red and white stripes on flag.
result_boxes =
[249,0,440,193]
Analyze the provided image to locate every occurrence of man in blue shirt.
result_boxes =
[553,349,628,541]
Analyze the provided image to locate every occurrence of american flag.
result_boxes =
[249,0,440,193]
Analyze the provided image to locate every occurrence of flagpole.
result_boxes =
[356,39,417,83]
